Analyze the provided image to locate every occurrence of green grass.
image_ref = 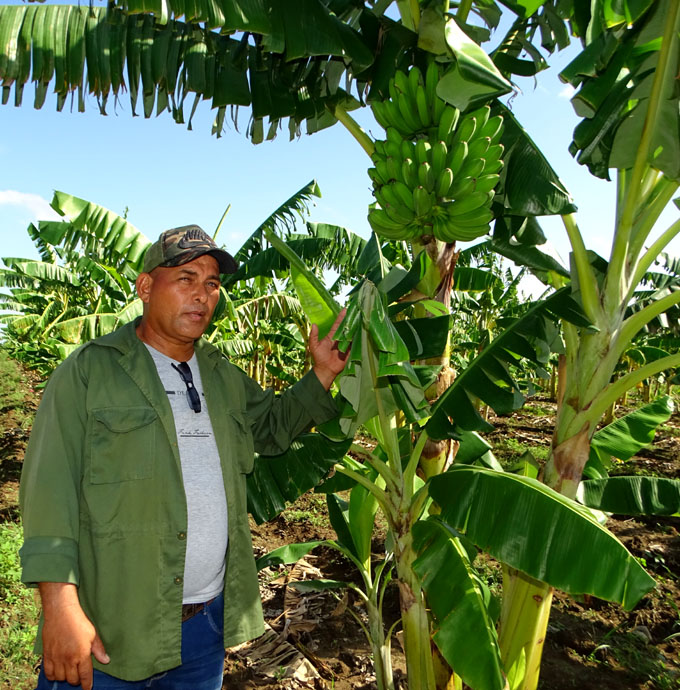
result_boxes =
[281,494,330,529]
[0,522,39,689]
[0,350,35,433]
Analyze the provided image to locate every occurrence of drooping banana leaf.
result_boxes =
[426,288,591,436]
[578,476,680,516]
[584,395,675,477]
[246,432,351,524]
[40,191,151,278]
[429,466,655,609]
[0,3,372,138]
[560,0,680,180]
[494,103,577,217]
[0,258,81,286]
[412,518,505,690]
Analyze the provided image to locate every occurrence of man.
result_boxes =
[20,225,349,690]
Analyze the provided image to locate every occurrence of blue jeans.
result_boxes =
[35,593,225,690]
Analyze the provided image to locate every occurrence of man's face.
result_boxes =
[137,254,221,349]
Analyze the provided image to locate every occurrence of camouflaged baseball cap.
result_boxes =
[143,225,238,274]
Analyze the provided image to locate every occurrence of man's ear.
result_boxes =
[136,272,153,304]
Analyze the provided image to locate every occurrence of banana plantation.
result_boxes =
[1,0,680,689]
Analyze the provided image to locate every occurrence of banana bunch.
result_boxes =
[368,64,505,244]
[371,62,449,139]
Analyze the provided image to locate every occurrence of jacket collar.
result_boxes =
[91,318,223,367]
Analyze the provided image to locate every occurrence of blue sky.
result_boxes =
[1,12,678,293]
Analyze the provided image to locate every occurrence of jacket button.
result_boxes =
[177,532,186,540]
[174,576,183,585]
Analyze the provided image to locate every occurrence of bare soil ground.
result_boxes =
[1,370,678,689]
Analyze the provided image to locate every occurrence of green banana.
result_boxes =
[446,190,491,217]
[418,162,435,192]
[408,66,422,98]
[392,180,416,211]
[375,159,392,184]
[371,101,391,130]
[413,185,434,217]
[467,136,491,160]
[435,168,454,198]
[474,173,500,194]
[466,105,490,131]
[384,200,415,225]
[479,115,504,145]
[415,140,431,167]
[458,157,485,180]
[483,157,504,175]
[368,208,408,233]
[431,140,448,175]
[449,175,476,199]
[432,218,459,243]
[402,158,418,188]
[384,100,412,135]
[447,140,468,177]
[448,223,491,242]
[452,115,476,146]
[386,127,403,146]
[381,185,415,219]
[394,70,412,98]
[401,139,415,162]
[367,167,383,186]
[485,143,504,162]
[385,141,402,160]
[415,84,431,128]
[398,90,423,132]
[387,155,405,181]
[437,105,459,141]
[448,205,494,227]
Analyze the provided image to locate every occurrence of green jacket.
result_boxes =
[19,320,337,681]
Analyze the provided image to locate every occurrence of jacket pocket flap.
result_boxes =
[93,407,158,433]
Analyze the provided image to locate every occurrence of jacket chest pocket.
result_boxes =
[89,407,157,484]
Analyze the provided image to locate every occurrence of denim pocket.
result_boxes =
[205,593,224,635]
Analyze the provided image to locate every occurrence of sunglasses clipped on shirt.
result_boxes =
[171,361,202,413]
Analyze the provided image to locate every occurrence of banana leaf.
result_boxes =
[426,288,590,437]
[437,16,512,110]
[246,433,351,524]
[255,540,326,571]
[495,103,577,217]
[578,476,680,516]
[429,466,655,609]
[0,258,81,286]
[560,0,679,180]
[585,396,675,477]
[412,518,505,690]
[0,3,373,138]
[40,191,150,278]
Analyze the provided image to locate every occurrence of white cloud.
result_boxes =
[558,84,576,99]
[0,190,61,221]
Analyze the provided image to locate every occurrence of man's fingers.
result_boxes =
[326,309,347,340]
[43,656,55,680]
[79,658,94,690]
[92,634,110,664]
[66,662,82,687]
[309,323,319,350]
